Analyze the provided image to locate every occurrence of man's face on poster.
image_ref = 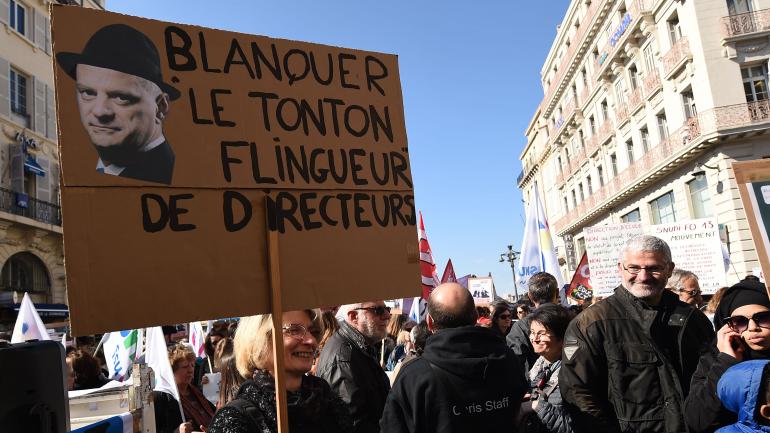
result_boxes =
[75,64,168,156]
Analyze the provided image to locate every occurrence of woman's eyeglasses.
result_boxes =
[282,324,320,341]
[355,306,391,316]
[725,311,770,333]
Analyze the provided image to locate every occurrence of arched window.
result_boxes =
[1,252,51,298]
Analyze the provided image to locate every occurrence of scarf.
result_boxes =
[180,384,215,429]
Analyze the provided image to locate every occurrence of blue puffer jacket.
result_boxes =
[716,360,770,433]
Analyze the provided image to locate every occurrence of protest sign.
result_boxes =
[583,222,643,297]
[467,277,494,305]
[733,160,770,293]
[651,217,726,295]
[567,252,592,301]
[52,6,419,335]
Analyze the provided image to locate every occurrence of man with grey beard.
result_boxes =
[317,301,392,433]
[559,235,714,433]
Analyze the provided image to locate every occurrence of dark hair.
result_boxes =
[213,337,233,372]
[530,304,574,341]
[516,304,531,315]
[490,300,513,335]
[318,310,340,353]
[410,322,430,355]
[428,289,477,330]
[217,352,245,407]
[386,314,408,339]
[476,306,490,318]
[528,272,559,304]
[758,363,770,425]
[67,349,103,390]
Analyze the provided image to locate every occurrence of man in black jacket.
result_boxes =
[507,271,560,373]
[380,283,527,433]
[316,301,392,433]
[559,235,714,433]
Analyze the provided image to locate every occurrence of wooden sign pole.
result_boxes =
[268,226,291,433]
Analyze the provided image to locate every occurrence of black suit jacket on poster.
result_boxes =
[107,140,175,185]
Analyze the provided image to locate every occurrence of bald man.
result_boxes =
[380,283,526,432]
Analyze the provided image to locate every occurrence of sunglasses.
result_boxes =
[498,313,512,320]
[355,306,391,316]
[725,311,770,333]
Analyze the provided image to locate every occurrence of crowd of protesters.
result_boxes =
[53,233,770,433]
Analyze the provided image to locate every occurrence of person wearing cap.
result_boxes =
[684,277,770,433]
[56,24,180,185]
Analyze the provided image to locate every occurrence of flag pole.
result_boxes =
[266,198,290,433]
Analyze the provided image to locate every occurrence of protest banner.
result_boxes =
[567,252,592,301]
[51,6,420,336]
[583,222,643,297]
[733,160,770,293]
[467,277,494,305]
[651,217,726,295]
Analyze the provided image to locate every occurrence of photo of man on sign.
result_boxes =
[55,24,179,185]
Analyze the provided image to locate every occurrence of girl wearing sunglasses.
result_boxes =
[684,278,770,433]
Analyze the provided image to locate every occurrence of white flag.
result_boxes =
[103,330,139,381]
[145,326,184,422]
[408,297,427,323]
[189,321,206,359]
[11,293,50,343]
[517,186,565,296]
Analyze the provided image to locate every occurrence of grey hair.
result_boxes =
[620,235,672,264]
[336,303,364,322]
[667,269,697,290]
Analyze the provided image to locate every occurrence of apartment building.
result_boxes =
[0,0,104,331]
[518,0,768,285]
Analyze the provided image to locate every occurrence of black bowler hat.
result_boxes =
[56,24,180,100]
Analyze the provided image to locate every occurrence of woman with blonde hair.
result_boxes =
[208,310,352,433]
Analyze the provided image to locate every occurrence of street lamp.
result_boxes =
[500,245,521,300]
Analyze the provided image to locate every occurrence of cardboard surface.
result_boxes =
[52,7,419,335]
[733,159,770,294]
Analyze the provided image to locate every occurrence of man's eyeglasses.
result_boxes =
[622,265,667,276]
[355,306,391,316]
[282,324,320,341]
[724,311,770,333]
[677,288,701,297]
[529,331,554,340]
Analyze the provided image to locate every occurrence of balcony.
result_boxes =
[585,133,600,157]
[0,187,62,226]
[700,99,770,131]
[721,8,770,38]
[592,0,655,82]
[597,120,614,144]
[642,70,662,98]
[661,37,691,79]
[627,86,644,112]
[616,105,630,126]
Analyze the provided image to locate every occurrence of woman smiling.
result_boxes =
[208,310,352,433]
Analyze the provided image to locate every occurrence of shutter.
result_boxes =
[45,16,51,55]
[33,77,46,133]
[10,144,24,193]
[46,84,56,140]
[34,9,46,51]
[0,57,9,118]
[0,0,8,26]
[35,155,50,203]
[50,161,60,205]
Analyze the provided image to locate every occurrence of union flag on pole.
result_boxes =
[441,259,457,283]
[567,252,593,301]
[410,211,438,322]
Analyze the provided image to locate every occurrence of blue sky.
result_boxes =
[109,0,571,299]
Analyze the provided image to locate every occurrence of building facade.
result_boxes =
[0,0,104,332]
[519,0,768,286]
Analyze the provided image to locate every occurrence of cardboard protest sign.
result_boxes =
[583,222,644,297]
[733,159,770,292]
[651,217,726,295]
[52,6,419,335]
[467,277,494,305]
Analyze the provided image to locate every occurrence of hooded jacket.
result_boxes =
[715,360,770,433]
[380,325,527,433]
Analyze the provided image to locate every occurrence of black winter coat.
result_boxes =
[380,325,527,433]
[316,321,390,433]
[207,370,353,433]
[558,286,714,433]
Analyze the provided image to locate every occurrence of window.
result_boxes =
[727,0,753,15]
[621,209,641,222]
[565,147,571,163]
[581,68,588,88]
[576,237,586,258]
[9,0,26,36]
[610,153,618,176]
[557,156,563,174]
[10,68,28,117]
[589,116,596,135]
[586,175,593,194]
[668,15,682,44]
[572,190,578,208]
[657,112,669,141]
[742,65,769,102]
[615,79,626,106]
[578,130,585,149]
[629,65,639,89]
[601,100,609,122]
[597,165,605,186]
[688,174,713,218]
[650,191,676,224]
[563,196,569,213]
[643,44,656,75]
[626,139,635,163]
[579,183,585,201]
[640,127,650,153]
[682,91,697,119]
[1,252,51,297]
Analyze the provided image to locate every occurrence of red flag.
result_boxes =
[418,211,439,299]
[567,252,593,301]
[441,259,457,283]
